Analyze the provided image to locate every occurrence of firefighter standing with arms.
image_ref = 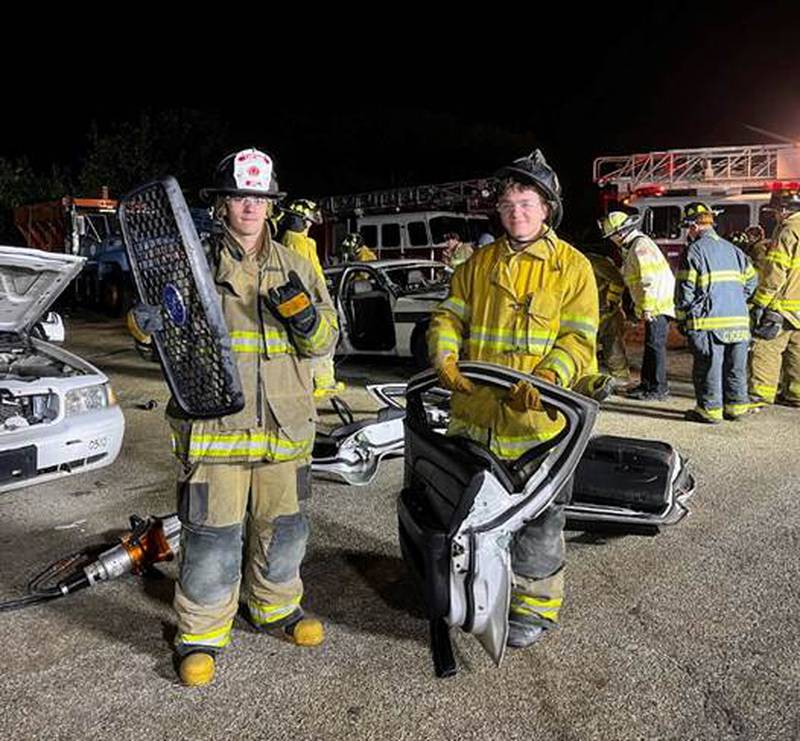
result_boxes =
[278,199,344,396]
[169,149,338,687]
[749,190,800,408]
[598,212,675,400]
[674,203,757,422]
[428,150,598,648]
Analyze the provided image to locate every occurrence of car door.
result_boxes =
[337,266,397,352]
[398,362,695,676]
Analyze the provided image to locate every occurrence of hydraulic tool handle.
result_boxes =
[58,570,91,595]
[58,514,182,592]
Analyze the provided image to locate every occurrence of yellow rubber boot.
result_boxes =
[286,617,325,647]
[179,652,216,687]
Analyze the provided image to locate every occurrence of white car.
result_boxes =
[0,246,124,493]
[325,259,452,367]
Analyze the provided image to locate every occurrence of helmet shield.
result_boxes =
[200,148,286,202]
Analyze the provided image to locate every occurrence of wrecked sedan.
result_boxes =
[0,246,124,492]
[325,259,452,367]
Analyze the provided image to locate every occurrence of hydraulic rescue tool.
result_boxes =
[0,514,180,612]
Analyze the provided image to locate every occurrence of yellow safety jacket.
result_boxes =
[169,229,338,464]
[752,212,800,328]
[621,232,675,318]
[281,228,325,280]
[355,245,377,262]
[428,230,598,459]
[446,241,475,269]
[588,253,625,320]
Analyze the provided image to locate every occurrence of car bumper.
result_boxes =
[0,406,125,493]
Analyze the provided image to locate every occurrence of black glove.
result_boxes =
[265,271,318,335]
[129,303,163,338]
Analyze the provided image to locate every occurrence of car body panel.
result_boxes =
[325,259,451,360]
[0,246,124,493]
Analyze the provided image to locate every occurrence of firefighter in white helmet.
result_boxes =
[598,211,675,400]
[169,149,339,687]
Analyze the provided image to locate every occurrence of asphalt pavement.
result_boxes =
[0,315,798,740]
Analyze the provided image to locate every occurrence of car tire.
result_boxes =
[411,322,431,370]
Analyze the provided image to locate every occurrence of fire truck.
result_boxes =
[593,143,800,269]
[315,177,496,263]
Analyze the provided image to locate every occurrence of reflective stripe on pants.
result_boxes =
[173,459,307,653]
[688,332,749,413]
[749,327,800,404]
[510,485,570,629]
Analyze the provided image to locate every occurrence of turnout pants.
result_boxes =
[749,326,800,406]
[312,353,339,391]
[688,332,749,419]
[173,458,310,655]
[509,481,571,632]
[598,310,630,379]
[640,315,669,394]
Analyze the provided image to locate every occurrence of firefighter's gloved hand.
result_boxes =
[266,271,318,335]
[127,304,163,342]
[534,369,559,386]
[506,380,543,412]
[436,354,475,394]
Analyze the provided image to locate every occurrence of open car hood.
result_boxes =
[0,246,84,333]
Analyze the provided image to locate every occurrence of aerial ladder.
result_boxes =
[593,143,800,196]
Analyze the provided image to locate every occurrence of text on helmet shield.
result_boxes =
[234,149,273,191]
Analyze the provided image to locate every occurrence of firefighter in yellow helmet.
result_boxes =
[599,210,675,400]
[278,199,344,397]
[342,232,377,262]
[428,150,598,649]
[170,149,339,687]
[442,231,474,269]
[749,190,800,409]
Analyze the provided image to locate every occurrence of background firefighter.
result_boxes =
[674,202,757,423]
[587,249,630,382]
[341,232,377,262]
[749,190,800,409]
[442,231,474,269]
[169,149,339,687]
[277,198,344,398]
[427,150,598,649]
[599,211,675,400]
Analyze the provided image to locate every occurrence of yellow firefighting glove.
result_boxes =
[534,369,559,386]
[436,354,475,394]
[506,380,543,413]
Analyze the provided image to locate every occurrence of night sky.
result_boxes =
[3,2,798,240]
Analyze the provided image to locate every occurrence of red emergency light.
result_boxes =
[632,185,665,198]
[764,180,800,192]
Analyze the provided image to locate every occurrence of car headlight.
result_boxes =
[64,384,110,417]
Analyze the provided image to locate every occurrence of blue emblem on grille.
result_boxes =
[163,283,187,327]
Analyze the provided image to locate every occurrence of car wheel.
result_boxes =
[411,322,431,370]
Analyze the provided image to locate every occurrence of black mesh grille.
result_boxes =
[119,178,244,418]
